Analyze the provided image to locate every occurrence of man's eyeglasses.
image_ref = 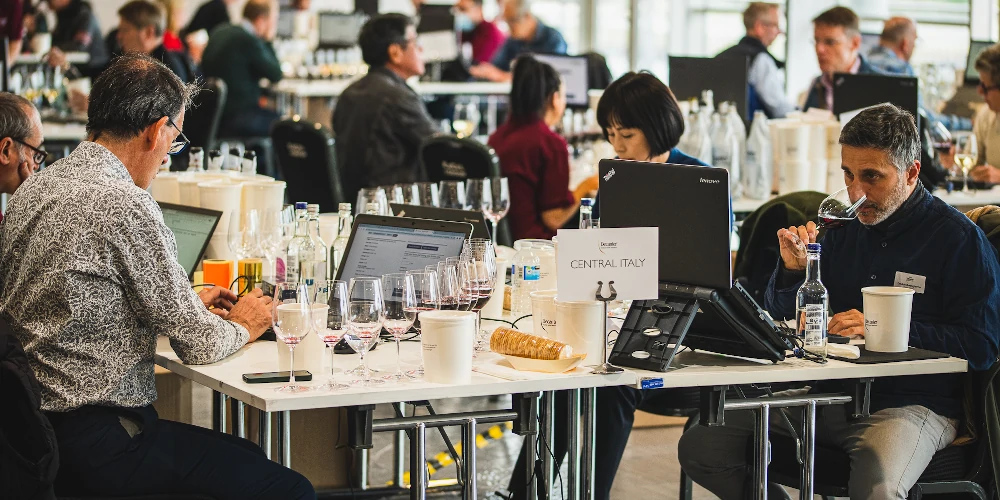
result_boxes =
[166,116,190,155]
[12,137,48,165]
[979,81,1000,94]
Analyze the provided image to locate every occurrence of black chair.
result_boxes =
[271,117,345,210]
[418,135,512,245]
[186,77,227,153]
[767,362,1000,499]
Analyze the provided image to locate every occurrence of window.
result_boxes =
[531,0,584,54]
[592,0,631,77]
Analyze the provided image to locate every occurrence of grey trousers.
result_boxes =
[677,398,958,500]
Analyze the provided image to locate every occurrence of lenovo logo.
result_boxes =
[699,178,721,184]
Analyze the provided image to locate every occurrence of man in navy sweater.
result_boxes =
[678,103,1000,499]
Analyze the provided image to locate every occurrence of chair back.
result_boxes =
[271,118,345,210]
[419,136,500,182]
[583,52,613,90]
[186,77,228,152]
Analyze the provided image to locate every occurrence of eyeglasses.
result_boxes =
[812,37,845,48]
[11,137,48,165]
[166,116,190,155]
[980,82,1000,94]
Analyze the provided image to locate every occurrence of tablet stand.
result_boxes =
[593,280,624,375]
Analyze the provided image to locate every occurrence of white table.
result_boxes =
[42,122,87,142]
[272,79,513,99]
[15,52,90,65]
[732,186,1000,214]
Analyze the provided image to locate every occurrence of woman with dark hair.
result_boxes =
[488,55,598,240]
[592,71,709,218]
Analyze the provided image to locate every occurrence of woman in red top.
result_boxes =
[488,55,598,240]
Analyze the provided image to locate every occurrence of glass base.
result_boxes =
[592,362,624,375]
[383,370,419,382]
[350,378,385,387]
[346,365,384,376]
[275,383,314,393]
[406,366,425,378]
[321,381,350,391]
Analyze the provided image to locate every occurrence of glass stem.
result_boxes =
[396,337,402,376]
[289,346,296,384]
[362,343,370,382]
[491,220,498,245]
[329,343,336,379]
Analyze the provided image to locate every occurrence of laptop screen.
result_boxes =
[159,203,222,278]
[337,222,468,282]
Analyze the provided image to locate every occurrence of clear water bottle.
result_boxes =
[365,202,380,215]
[188,147,204,172]
[579,198,595,229]
[306,204,329,288]
[284,202,310,285]
[241,150,257,176]
[711,112,742,199]
[796,243,828,359]
[510,242,541,315]
[744,110,773,200]
[331,203,352,277]
[206,150,223,171]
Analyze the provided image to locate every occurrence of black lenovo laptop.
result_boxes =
[598,160,790,369]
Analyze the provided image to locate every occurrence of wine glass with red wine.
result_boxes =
[817,186,866,229]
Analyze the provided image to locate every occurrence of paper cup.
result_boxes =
[420,310,476,384]
[778,160,813,194]
[199,181,243,231]
[177,175,202,207]
[530,289,558,338]
[275,304,328,374]
[555,299,605,363]
[862,286,914,353]
[149,172,180,203]
[776,123,810,163]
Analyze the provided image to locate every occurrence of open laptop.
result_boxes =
[389,204,491,241]
[832,73,919,126]
[334,214,474,284]
[158,202,222,279]
[531,54,590,109]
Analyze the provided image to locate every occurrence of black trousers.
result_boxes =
[507,386,699,500]
[46,405,315,500]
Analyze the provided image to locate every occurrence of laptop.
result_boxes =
[598,159,732,290]
[531,54,590,108]
[334,214,474,284]
[832,73,919,125]
[389,204,492,241]
[158,202,222,279]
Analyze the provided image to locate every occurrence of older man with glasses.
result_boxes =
[0,54,315,499]
[0,93,46,202]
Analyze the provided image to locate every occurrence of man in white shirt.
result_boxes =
[717,2,794,118]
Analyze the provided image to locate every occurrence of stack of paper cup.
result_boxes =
[420,310,476,384]
[242,180,286,216]
[198,181,243,232]
[807,123,829,192]
[177,175,202,207]
[529,289,558,338]
[775,123,812,195]
[148,172,180,203]
[554,298,605,363]
[825,121,844,193]
[861,287,914,353]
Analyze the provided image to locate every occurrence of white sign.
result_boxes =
[555,228,659,302]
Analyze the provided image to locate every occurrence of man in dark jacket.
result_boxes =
[679,104,1000,500]
[803,6,881,111]
[182,0,235,38]
[45,0,108,77]
[332,13,438,200]
[718,2,793,118]
[116,1,198,83]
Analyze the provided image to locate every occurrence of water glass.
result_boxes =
[316,280,349,391]
[381,273,417,382]
[439,180,466,209]
[347,277,385,387]
[272,282,314,393]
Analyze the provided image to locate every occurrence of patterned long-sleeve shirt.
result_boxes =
[0,142,249,412]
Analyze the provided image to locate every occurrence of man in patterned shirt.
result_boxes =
[0,93,45,199]
[0,54,315,499]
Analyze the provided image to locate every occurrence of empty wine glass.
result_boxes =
[316,280,349,391]
[415,182,440,207]
[436,262,465,311]
[479,177,510,245]
[817,186,866,229]
[452,98,481,138]
[381,273,417,382]
[260,209,291,282]
[397,183,420,205]
[382,185,405,204]
[346,277,385,387]
[405,270,439,378]
[439,180,466,209]
[272,282,314,393]
[954,132,979,193]
[461,239,497,350]
[356,187,389,215]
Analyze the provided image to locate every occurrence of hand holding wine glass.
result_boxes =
[777,221,818,272]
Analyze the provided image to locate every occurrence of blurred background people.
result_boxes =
[0,92,44,200]
[969,44,1000,184]
[803,6,880,111]
[718,2,794,118]
[333,13,437,200]
[46,0,108,78]
[455,0,505,66]
[867,16,917,76]
[488,55,597,241]
[181,0,237,64]
[1,0,26,65]
[470,0,566,82]
[117,0,197,83]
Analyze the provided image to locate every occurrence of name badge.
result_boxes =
[894,272,926,294]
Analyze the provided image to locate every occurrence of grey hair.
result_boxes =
[86,53,199,142]
[880,17,916,44]
[975,43,1000,87]
[838,103,920,173]
[0,93,35,147]
[507,0,532,20]
[743,2,779,31]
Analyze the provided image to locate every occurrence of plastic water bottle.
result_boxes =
[306,204,329,288]
[711,112,742,199]
[744,110,773,200]
[331,203,352,277]
[796,243,828,359]
[188,147,204,172]
[241,150,257,176]
[510,242,541,315]
[284,202,310,285]
[579,198,595,229]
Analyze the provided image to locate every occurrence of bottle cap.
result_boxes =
[807,243,821,252]
[243,150,257,160]
[229,148,241,156]
[339,203,352,212]
[307,204,320,214]
[295,202,308,210]
[580,198,594,207]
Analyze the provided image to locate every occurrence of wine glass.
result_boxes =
[316,280,350,391]
[954,133,979,193]
[439,180,466,209]
[481,177,510,245]
[405,270,439,378]
[356,187,389,215]
[346,277,385,387]
[272,282,314,393]
[228,209,261,260]
[452,98,482,138]
[464,178,489,214]
[381,273,417,382]
[397,183,420,205]
[461,239,497,350]
[816,186,866,229]
[382,185,405,205]
[260,209,291,282]
[415,182,440,207]
[436,262,464,311]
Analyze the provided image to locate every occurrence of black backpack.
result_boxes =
[0,317,58,500]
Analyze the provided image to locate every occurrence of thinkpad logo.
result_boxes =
[603,168,616,181]
[699,178,720,184]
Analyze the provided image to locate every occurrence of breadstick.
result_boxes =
[490,327,574,360]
